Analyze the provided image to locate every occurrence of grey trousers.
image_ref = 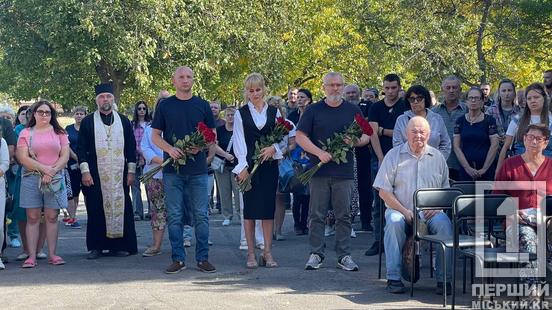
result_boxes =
[214,166,240,220]
[309,176,353,260]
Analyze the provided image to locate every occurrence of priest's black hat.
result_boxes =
[95,82,114,96]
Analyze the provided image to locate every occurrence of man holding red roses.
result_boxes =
[296,72,370,271]
[151,66,217,274]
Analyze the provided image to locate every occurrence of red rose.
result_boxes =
[283,120,293,131]
[197,122,209,132]
[355,113,373,136]
[202,129,216,143]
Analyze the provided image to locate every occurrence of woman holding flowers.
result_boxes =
[233,73,291,268]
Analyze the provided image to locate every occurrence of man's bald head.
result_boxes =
[407,116,430,151]
[173,66,194,78]
[172,66,194,96]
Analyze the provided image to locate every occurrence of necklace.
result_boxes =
[467,112,483,125]
[102,113,114,144]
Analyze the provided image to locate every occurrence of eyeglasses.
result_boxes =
[525,134,547,143]
[407,96,424,103]
[137,107,147,111]
[35,110,51,117]
[467,96,482,102]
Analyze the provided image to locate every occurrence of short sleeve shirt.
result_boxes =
[17,127,69,166]
[151,95,215,175]
[368,98,408,155]
[373,143,449,210]
[297,99,363,179]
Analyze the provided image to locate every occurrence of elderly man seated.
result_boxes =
[373,116,452,294]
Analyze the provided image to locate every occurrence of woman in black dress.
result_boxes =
[233,73,286,268]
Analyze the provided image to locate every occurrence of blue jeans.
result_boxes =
[384,209,452,282]
[164,173,209,263]
[132,167,145,216]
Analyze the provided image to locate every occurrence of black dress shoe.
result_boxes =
[364,242,383,256]
[87,250,101,260]
[359,224,374,232]
[109,250,130,257]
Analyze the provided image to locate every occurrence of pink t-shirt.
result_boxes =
[17,128,69,166]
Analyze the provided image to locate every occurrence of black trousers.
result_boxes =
[292,194,309,229]
[357,157,373,227]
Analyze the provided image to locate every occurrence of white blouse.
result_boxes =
[232,102,296,175]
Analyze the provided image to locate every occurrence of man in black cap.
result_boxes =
[77,82,138,259]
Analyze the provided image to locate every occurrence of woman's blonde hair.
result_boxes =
[243,73,266,105]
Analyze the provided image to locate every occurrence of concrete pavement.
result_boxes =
[1,208,477,309]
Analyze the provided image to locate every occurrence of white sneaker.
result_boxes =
[255,243,265,250]
[37,252,47,259]
[16,253,29,261]
[0,258,5,270]
[324,225,336,237]
[222,219,231,226]
[351,228,357,238]
[239,241,248,250]
[183,240,192,248]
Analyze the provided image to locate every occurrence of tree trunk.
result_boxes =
[477,0,492,84]
[94,59,129,104]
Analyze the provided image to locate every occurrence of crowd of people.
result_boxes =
[0,66,551,304]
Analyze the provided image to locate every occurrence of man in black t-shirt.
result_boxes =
[297,72,370,272]
[151,66,217,274]
[365,74,408,256]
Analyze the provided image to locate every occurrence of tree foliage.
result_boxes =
[0,0,549,111]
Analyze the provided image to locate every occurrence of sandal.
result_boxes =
[261,253,278,268]
[246,255,258,269]
[48,255,65,266]
[21,258,37,268]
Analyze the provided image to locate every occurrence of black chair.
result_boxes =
[450,194,540,309]
[411,188,463,306]
[411,188,492,308]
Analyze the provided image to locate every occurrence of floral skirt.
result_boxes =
[145,178,166,230]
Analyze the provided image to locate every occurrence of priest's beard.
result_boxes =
[101,101,113,113]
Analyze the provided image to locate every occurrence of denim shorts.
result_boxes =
[19,168,67,210]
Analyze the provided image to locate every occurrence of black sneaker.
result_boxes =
[197,261,216,273]
[165,261,186,274]
[386,280,406,294]
[436,282,452,295]
[364,242,383,256]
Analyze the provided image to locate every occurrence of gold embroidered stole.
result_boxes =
[93,111,125,238]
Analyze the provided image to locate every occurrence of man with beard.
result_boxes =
[78,82,138,259]
[297,72,370,271]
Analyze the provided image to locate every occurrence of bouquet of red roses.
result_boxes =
[238,117,294,192]
[297,113,373,184]
[140,122,215,183]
